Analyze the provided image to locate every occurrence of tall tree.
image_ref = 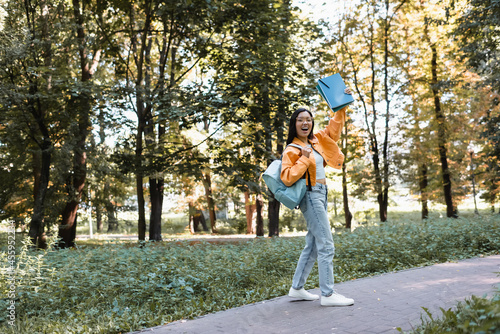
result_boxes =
[26,0,54,248]
[394,11,435,219]
[378,0,408,221]
[423,21,456,218]
[479,101,500,212]
[58,0,103,247]
[0,0,64,248]
[339,116,365,228]
[320,4,370,227]
[391,0,484,217]
[454,0,500,211]
[332,0,406,222]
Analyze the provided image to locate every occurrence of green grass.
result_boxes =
[0,214,499,333]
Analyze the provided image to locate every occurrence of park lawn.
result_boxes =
[1,214,499,334]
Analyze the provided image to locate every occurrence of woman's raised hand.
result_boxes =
[344,87,352,95]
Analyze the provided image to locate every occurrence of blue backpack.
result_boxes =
[263,144,311,210]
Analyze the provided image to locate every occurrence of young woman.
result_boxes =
[281,90,354,306]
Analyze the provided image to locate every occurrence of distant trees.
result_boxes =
[320,0,495,221]
[392,0,490,218]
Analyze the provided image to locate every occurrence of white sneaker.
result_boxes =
[321,292,354,306]
[288,287,319,301]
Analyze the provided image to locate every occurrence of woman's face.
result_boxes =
[295,111,313,142]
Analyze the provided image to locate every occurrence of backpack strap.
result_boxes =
[287,143,304,150]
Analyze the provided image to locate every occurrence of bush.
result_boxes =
[0,215,499,333]
[280,208,307,232]
[399,293,500,333]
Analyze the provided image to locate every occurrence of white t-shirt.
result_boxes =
[306,144,326,180]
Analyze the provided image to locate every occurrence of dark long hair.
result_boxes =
[286,107,315,145]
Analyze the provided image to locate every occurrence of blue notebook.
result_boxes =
[316,73,354,112]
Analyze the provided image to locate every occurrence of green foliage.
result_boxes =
[452,0,500,210]
[0,215,499,333]
[279,208,307,232]
[217,218,247,234]
[454,0,500,92]
[399,293,500,334]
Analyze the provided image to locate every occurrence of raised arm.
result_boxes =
[315,107,347,143]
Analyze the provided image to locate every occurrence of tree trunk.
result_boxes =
[29,139,51,249]
[58,139,87,247]
[58,95,90,247]
[428,34,456,218]
[58,0,96,248]
[136,121,146,240]
[149,177,163,241]
[143,111,161,242]
[244,191,255,234]
[143,22,164,241]
[96,204,103,231]
[268,198,280,237]
[202,171,217,233]
[380,0,392,223]
[371,132,386,221]
[59,201,78,248]
[419,163,429,219]
[255,194,264,237]
[469,151,479,215]
[58,90,90,247]
[333,196,338,217]
[342,164,353,229]
[25,0,52,249]
[105,201,119,232]
[268,93,285,237]
[341,123,353,229]
[367,8,387,223]
[189,201,195,233]
[192,209,209,232]
[130,0,152,241]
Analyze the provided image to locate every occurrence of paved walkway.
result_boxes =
[134,255,500,334]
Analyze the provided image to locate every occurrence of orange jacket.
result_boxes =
[280,108,346,187]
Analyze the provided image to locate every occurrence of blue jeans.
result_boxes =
[291,183,335,297]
